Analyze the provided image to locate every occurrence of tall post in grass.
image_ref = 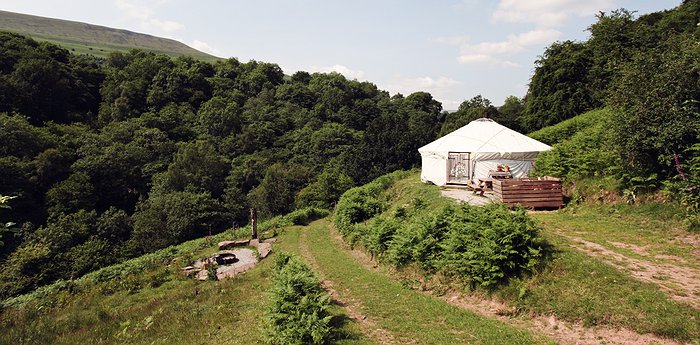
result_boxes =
[250,208,258,240]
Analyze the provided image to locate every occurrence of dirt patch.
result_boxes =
[327,226,681,345]
[441,292,681,345]
[298,228,397,345]
[608,241,651,256]
[570,237,700,309]
[440,188,498,206]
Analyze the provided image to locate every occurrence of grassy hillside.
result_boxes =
[1,173,698,344]
[332,172,700,342]
[0,10,220,61]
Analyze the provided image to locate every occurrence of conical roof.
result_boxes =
[418,118,551,155]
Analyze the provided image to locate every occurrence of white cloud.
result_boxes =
[433,35,470,46]
[385,76,462,96]
[509,29,562,46]
[309,64,366,80]
[493,0,616,27]
[149,18,184,32]
[457,54,492,64]
[448,29,560,66]
[114,0,184,33]
[191,40,222,56]
[383,76,463,110]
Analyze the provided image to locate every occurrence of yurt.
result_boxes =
[418,118,551,186]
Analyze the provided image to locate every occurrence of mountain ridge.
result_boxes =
[0,10,221,61]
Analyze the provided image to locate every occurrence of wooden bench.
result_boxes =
[467,181,485,196]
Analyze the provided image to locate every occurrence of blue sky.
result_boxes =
[1,0,680,109]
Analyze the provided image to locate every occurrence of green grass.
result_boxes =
[528,108,612,145]
[0,10,221,62]
[533,203,698,267]
[331,172,700,343]
[497,232,700,341]
[0,209,357,345]
[279,220,551,345]
[1,251,272,344]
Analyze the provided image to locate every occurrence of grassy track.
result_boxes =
[278,220,552,345]
[534,203,698,267]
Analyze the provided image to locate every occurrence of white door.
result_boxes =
[447,152,470,184]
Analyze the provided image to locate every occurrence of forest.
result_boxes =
[1,0,699,299]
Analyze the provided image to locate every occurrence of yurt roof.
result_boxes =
[418,118,551,155]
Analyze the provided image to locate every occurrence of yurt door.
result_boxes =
[447,152,470,184]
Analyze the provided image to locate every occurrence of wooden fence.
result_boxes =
[492,177,563,208]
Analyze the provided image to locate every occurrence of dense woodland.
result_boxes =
[1,0,699,298]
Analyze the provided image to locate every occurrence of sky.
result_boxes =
[0,0,681,110]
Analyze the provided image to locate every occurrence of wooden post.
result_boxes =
[250,208,258,240]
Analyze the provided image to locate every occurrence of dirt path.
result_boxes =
[298,227,396,345]
[326,226,682,345]
[568,237,700,309]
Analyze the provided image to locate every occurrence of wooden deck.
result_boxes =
[492,177,563,208]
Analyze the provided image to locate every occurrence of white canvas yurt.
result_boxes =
[418,118,551,186]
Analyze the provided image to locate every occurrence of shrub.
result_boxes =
[263,253,333,345]
[334,170,412,236]
[335,173,548,288]
[282,208,331,226]
[438,204,545,287]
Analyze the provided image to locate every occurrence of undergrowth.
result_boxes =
[334,171,549,288]
[1,207,329,310]
[263,253,333,345]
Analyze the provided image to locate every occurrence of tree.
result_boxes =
[165,140,229,197]
[248,163,311,217]
[496,96,524,131]
[440,95,497,136]
[608,35,700,176]
[130,191,228,253]
[0,195,17,248]
[521,41,598,132]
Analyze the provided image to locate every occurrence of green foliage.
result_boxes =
[521,40,599,132]
[439,95,497,136]
[130,191,228,254]
[0,195,17,248]
[296,164,354,210]
[282,208,331,227]
[263,253,333,345]
[528,108,611,144]
[533,109,619,180]
[334,170,412,239]
[608,34,700,176]
[335,173,548,288]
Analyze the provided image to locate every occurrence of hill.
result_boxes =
[2,173,698,344]
[0,10,220,61]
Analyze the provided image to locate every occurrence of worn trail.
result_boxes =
[294,220,548,345]
[323,224,682,345]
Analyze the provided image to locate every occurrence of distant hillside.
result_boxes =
[0,10,220,62]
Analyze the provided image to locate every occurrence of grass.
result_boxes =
[1,253,272,344]
[496,232,700,341]
[0,209,355,345]
[331,172,700,343]
[533,202,698,268]
[0,10,221,62]
[279,219,551,345]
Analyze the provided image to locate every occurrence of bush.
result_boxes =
[334,170,412,236]
[264,253,333,345]
[334,173,548,288]
[282,208,331,226]
[533,112,619,181]
[438,204,545,287]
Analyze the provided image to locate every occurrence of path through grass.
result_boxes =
[278,219,552,345]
